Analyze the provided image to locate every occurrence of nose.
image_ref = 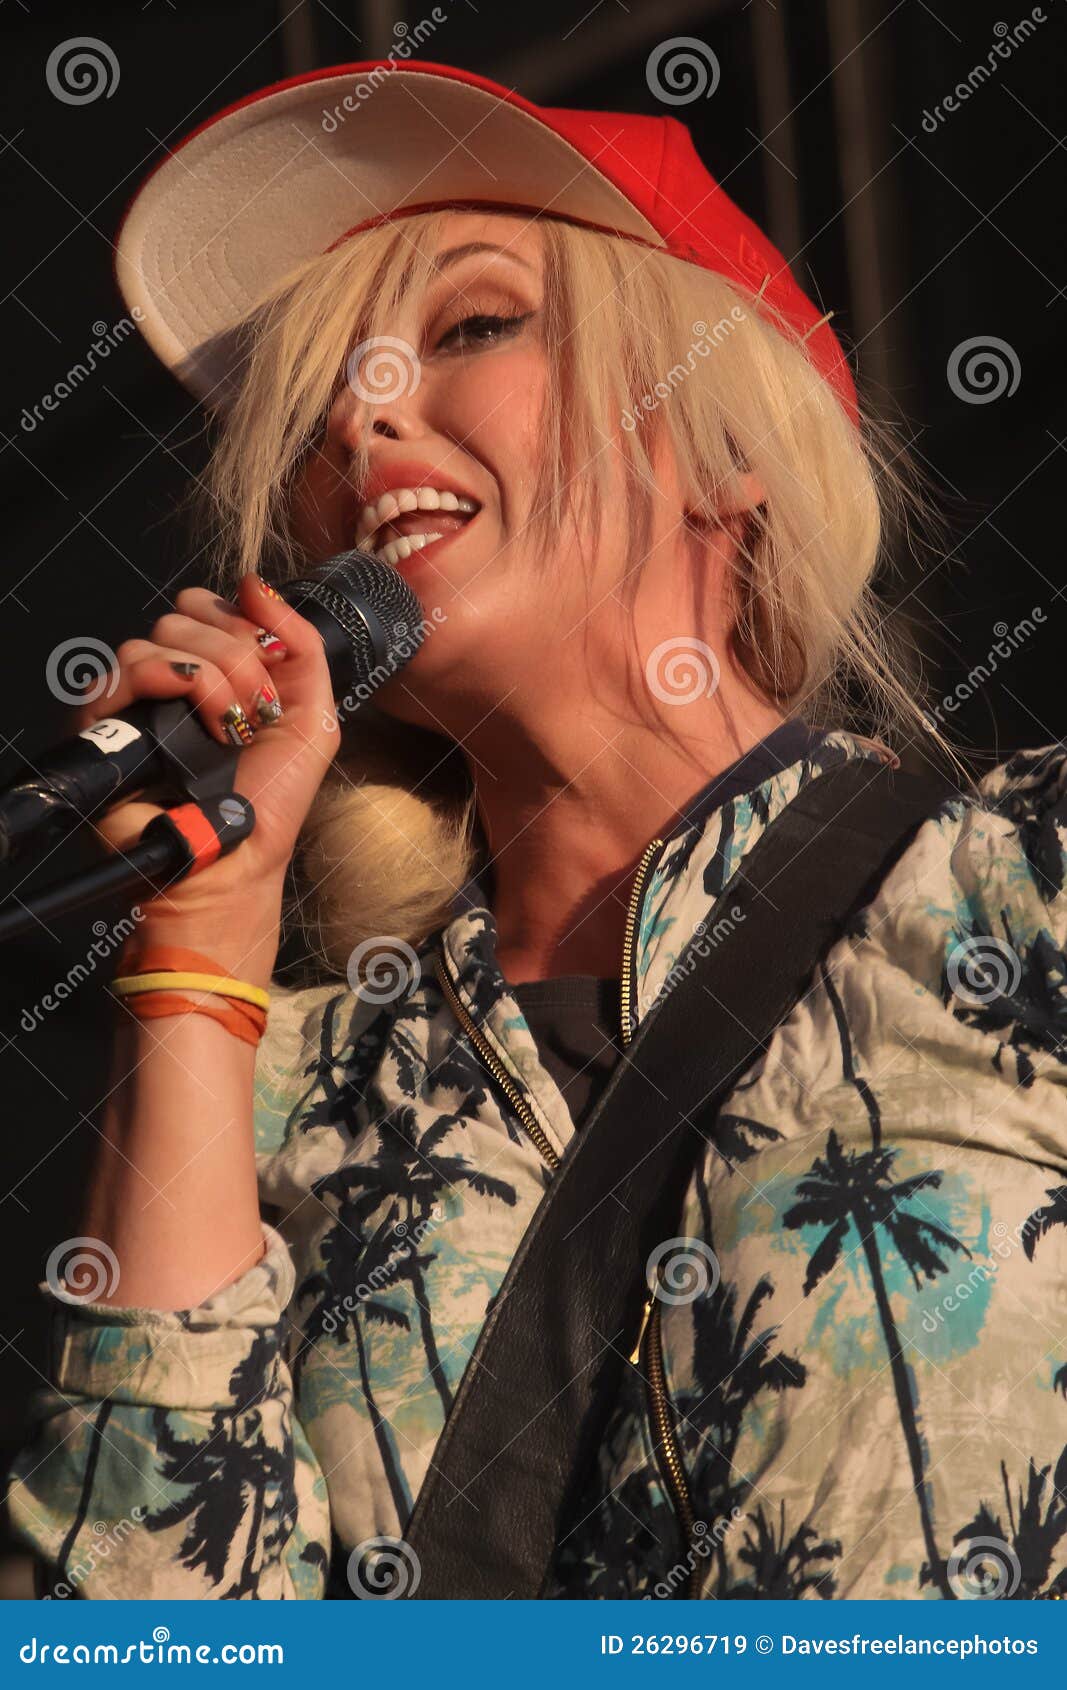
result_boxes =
[325,382,431,457]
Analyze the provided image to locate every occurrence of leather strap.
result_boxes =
[398,758,958,1598]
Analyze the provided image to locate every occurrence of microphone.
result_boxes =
[0,552,423,865]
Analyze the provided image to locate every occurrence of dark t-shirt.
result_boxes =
[511,975,622,1130]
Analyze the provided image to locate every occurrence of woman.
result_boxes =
[5,61,1067,1602]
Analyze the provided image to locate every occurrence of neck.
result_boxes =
[460,680,785,985]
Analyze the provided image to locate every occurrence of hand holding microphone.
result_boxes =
[0,554,424,961]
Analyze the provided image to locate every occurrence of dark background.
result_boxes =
[0,0,1064,1564]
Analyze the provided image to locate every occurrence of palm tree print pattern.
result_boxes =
[7,732,1067,1598]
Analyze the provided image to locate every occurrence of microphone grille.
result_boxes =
[293,550,426,676]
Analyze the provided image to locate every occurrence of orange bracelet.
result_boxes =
[111,944,268,1047]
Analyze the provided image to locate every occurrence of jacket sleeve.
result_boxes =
[2,989,334,1600]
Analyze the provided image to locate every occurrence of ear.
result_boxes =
[715,470,766,515]
[684,470,766,532]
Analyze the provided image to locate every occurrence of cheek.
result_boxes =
[449,348,547,522]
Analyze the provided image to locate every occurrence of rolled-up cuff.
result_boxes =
[40,1222,295,1411]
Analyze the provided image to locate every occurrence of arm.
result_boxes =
[2,573,340,1597]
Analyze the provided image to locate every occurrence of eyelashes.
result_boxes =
[432,309,535,354]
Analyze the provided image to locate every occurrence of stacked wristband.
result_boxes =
[111,944,270,1046]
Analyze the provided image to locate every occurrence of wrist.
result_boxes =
[118,886,285,988]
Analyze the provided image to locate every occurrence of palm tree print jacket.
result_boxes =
[6,726,1067,1601]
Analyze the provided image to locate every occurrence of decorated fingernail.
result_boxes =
[256,628,288,657]
[220,702,255,746]
[170,661,200,678]
[256,577,285,601]
[252,683,283,725]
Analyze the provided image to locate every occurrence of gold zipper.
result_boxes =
[619,835,699,1597]
[433,952,560,1170]
[620,839,663,1046]
[644,1296,700,1596]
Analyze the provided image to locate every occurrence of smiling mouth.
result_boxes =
[356,486,481,568]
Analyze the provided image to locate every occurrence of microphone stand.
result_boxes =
[0,699,256,943]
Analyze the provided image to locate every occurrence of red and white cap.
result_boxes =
[115,59,858,425]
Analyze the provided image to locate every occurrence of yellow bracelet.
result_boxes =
[111,971,271,1012]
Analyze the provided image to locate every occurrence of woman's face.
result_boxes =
[289,211,729,736]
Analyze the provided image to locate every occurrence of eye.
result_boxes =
[434,310,534,353]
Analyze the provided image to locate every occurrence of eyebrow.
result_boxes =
[433,241,536,274]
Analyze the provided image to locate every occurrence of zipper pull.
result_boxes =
[628,1289,656,1364]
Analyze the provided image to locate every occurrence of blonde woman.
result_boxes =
[6,62,1067,1602]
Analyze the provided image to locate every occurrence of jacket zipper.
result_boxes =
[620,838,700,1597]
[432,952,561,1171]
[437,839,699,1592]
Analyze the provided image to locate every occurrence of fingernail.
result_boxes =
[220,702,255,746]
[254,576,285,602]
[211,596,244,617]
[256,628,288,657]
[252,684,283,725]
[171,661,200,677]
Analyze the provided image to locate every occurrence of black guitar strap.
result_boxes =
[396,757,959,1598]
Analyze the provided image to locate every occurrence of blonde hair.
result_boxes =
[196,208,949,979]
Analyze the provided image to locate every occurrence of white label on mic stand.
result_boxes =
[77,717,143,754]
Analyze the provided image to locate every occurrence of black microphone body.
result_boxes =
[0,553,423,864]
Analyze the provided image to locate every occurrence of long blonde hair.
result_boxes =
[196,208,947,979]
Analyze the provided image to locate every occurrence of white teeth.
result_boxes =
[355,485,481,543]
[375,530,444,568]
